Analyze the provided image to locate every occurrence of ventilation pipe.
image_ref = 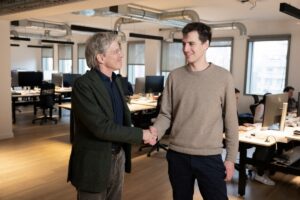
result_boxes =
[11,19,72,38]
[209,22,247,36]
[159,10,200,22]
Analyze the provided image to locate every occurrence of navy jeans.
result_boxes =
[166,150,228,200]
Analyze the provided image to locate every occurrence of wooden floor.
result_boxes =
[0,107,300,200]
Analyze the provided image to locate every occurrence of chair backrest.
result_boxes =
[249,103,259,116]
[39,82,55,109]
[252,95,260,104]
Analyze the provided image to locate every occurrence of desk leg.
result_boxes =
[70,109,74,143]
[238,143,247,196]
[58,94,62,118]
[12,97,16,124]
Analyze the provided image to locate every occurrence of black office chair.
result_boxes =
[252,95,260,104]
[249,103,259,116]
[32,82,58,125]
[135,95,170,157]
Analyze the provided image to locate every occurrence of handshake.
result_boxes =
[142,126,158,145]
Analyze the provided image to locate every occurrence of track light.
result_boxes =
[280,3,300,20]
[41,39,74,45]
[10,36,30,41]
[129,33,163,40]
[27,45,53,48]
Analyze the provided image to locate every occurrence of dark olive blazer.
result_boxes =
[67,70,143,193]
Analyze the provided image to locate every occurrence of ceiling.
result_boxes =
[2,0,300,35]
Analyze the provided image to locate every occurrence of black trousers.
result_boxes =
[252,146,275,176]
[166,150,228,200]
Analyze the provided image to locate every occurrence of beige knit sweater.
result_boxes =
[153,64,239,162]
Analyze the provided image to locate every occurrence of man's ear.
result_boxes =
[203,40,209,50]
[96,53,104,64]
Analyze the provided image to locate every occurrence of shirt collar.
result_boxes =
[94,68,117,82]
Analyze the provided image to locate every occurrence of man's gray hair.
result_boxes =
[85,32,118,69]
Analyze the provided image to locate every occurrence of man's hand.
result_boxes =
[142,128,157,145]
[224,160,235,181]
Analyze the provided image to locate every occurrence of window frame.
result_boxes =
[41,47,54,71]
[77,43,89,74]
[244,34,291,96]
[58,44,73,73]
[127,41,145,84]
[207,37,234,72]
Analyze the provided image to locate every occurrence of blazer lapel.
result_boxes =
[87,70,114,116]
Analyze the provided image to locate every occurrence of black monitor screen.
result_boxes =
[63,74,81,87]
[52,73,63,87]
[18,71,43,88]
[262,93,288,130]
[145,76,164,94]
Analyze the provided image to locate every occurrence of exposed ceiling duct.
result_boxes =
[10,19,72,39]
[209,22,247,36]
[0,0,84,16]
[77,4,247,37]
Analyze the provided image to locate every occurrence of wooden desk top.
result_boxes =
[58,102,156,113]
[238,125,300,146]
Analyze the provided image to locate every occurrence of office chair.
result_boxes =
[32,82,58,125]
[252,95,260,104]
[135,95,170,157]
[249,103,259,116]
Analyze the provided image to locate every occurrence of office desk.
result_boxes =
[11,88,72,123]
[54,87,72,118]
[238,126,300,196]
[11,90,40,123]
[59,101,157,143]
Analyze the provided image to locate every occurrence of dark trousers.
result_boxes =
[252,146,275,176]
[166,150,228,200]
[77,149,125,200]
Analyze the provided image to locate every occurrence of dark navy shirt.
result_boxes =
[95,69,124,126]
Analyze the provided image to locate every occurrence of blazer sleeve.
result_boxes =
[72,77,143,144]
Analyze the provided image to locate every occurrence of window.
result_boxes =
[78,43,88,74]
[245,35,290,95]
[127,42,145,84]
[41,47,53,71]
[58,44,73,73]
[206,38,233,71]
[161,41,185,80]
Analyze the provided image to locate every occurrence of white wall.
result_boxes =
[0,20,14,139]
[11,41,41,71]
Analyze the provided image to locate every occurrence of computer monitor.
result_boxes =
[18,71,43,88]
[51,73,63,87]
[119,77,133,96]
[262,93,288,130]
[134,77,145,94]
[11,70,19,87]
[145,76,164,94]
[63,73,81,87]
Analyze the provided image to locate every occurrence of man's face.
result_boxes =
[100,40,123,71]
[182,31,209,64]
[288,89,294,98]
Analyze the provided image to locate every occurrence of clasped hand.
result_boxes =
[143,126,158,145]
